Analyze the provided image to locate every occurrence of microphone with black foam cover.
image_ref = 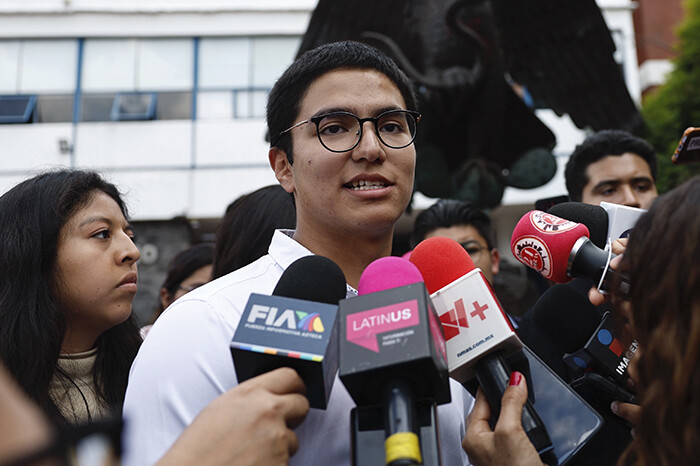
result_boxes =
[339,256,450,466]
[409,237,554,464]
[511,210,630,294]
[548,202,608,249]
[562,311,638,388]
[533,286,637,387]
[531,285,638,408]
[548,201,644,248]
[230,255,346,409]
[529,284,603,358]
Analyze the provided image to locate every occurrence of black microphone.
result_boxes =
[548,202,608,249]
[230,255,347,409]
[563,312,638,389]
[530,284,602,356]
[548,201,645,247]
[339,256,450,466]
[531,285,637,405]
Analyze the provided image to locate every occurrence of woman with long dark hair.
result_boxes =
[0,170,142,425]
[462,176,700,465]
[611,175,700,465]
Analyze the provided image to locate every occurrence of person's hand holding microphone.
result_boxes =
[158,367,309,466]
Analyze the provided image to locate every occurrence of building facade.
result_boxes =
[0,0,643,320]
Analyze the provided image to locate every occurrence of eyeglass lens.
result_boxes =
[460,242,485,260]
[316,110,417,152]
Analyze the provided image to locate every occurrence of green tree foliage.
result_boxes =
[641,0,700,193]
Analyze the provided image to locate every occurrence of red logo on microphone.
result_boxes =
[439,298,489,341]
[512,236,552,278]
[530,210,578,233]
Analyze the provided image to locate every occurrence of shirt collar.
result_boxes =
[268,229,312,271]
[269,229,357,298]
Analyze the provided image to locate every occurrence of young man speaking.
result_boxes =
[123,41,474,466]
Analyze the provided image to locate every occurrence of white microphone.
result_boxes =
[409,237,554,463]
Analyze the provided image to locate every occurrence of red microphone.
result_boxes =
[511,210,630,294]
[510,210,590,283]
[410,237,554,462]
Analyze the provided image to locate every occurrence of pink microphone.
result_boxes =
[357,256,424,295]
[340,255,450,466]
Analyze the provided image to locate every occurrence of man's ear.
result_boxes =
[159,287,172,314]
[269,147,294,194]
[490,248,501,276]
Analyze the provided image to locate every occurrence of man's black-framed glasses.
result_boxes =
[278,109,421,153]
[460,242,488,261]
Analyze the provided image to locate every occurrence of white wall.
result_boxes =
[0,123,72,170]
[0,1,315,38]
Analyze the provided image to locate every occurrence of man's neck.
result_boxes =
[292,226,394,289]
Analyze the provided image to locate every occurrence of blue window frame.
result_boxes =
[110,92,157,121]
[0,95,38,123]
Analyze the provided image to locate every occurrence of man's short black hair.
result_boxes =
[410,199,495,250]
[564,129,657,202]
[267,40,417,164]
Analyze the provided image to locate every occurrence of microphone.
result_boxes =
[339,256,450,466]
[511,210,630,294]
[562,312,638,388]
[547,201,644,249]
[230,255,347,409]
[531,285,638,405]
[409,237,554,463]
[600,202,645,243]
[530,284,602,356]
[547,202,608,249]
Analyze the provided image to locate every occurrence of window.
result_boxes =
[0,40,76,124]
[197,36,299,119]
[251,37,299,88]
[156,92,191,120]
[199,38,250,89]
[35,95,74,123]
[0,95,36,123]
[111,92,157,121]
[82,94,115,122]
[1,36,300,124]
[19,40,77,93]
[82,39,193,121]
[197,91,233,119]
[82,39,137,92]
[138,39,193,91]
[0,41,20,93]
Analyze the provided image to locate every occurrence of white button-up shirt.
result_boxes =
[123,230,473,466]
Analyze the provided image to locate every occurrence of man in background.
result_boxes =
[410,199,539,320]
[410,199,500,284]
[565,129,658,209]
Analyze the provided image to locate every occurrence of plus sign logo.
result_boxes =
[439,298,489,341]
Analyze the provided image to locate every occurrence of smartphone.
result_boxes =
[672,127,700,164]
[570,372,637,428]
[503,347,603,465]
